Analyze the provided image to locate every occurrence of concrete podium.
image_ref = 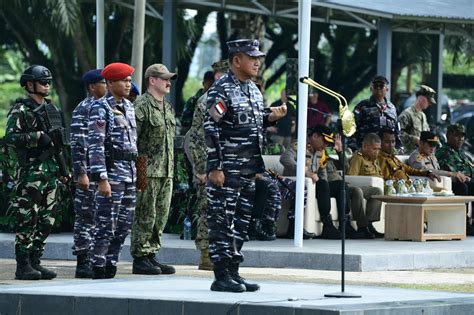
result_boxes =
[374,195,474,242]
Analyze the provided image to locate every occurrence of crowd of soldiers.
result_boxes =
[2,38,474,293]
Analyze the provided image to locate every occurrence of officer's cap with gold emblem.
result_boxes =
[227,39,265,57]
[419,131,439,146]
[447,123,466,135]
[416,85,436,104]
[308,124,334,144]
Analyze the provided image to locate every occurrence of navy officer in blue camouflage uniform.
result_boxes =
[349,76,402,151]
[204,39,287,292]
[70,69,107,278]
[88,62,138,279]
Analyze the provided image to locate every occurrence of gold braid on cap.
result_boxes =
[300,77,356,137]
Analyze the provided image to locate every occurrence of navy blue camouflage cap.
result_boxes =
[82,69,104,85]
[371,75,389,85]
[227,39,265,57]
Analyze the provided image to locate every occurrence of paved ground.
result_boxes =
[1,259,473,293]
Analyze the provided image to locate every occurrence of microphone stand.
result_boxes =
[300,77,361,298]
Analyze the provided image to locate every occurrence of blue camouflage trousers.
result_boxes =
[259,174,306,222]
[72,183,96,256]
[92,181,135,267]
[206,173,255,264]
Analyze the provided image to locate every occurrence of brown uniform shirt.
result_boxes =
[378,151,426,180]
[347,151,383,177]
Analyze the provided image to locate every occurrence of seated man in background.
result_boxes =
[407,131,467,182]
[307,125,355,239]
[347,133,384,238]
[435,124,474,235]
[378,129,439,182]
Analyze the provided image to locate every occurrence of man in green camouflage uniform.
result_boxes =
[130,64,177,275]
[184,60,228,270]
[5,65,67,280]
[399,85,436,153]
[436,124,474,235]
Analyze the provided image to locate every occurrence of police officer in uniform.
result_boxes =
[399,85,436,153]
[5,65,68,280]
[436,124,474,235]
[88,62,138,279]
[204,39,287,292]
[378,129,439,182]
[407,131,466,181]
[70,69,106,278]
[350,76,401,151]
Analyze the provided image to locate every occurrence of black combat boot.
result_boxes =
[228,262,260,292]
[30,251,57,279]
[148,253,176,274]
[132,256,162,275]
[105,265,117,279]
[210,261,246,293]
[75,253,94,278]
[15,255,41,280]
[320,215,341,239]
[262,221,277,241]
[92,266,106,279]
[250,218,274,241]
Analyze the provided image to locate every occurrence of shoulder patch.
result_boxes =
[209,99,227,122]
[416,154,424,162]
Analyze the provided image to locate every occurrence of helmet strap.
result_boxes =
[26,81,49,97]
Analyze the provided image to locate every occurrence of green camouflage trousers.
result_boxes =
[194,182,209,251]
[131,177,173,257]
[13,166,59,257]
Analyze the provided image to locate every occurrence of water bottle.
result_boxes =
[183,216,191,240]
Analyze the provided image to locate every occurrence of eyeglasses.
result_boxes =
[37,80,52,86]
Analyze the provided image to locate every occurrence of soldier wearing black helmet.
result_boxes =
[4,65,68,280]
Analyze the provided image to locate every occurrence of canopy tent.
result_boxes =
[101,0,474,246]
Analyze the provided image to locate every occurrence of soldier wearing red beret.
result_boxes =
[87,62,139,279]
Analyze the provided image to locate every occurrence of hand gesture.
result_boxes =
[269,104,287,122]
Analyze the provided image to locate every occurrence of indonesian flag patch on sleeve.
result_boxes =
[209,99,227,122]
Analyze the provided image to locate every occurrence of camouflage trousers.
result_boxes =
[13,168,59,257]
[206,173,255,264]
[130,177,173,258]
[256,174,306,221]
[194,182,209,251]
[72,183,96,256]
[92,181,135,267]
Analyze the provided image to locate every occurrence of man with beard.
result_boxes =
[130,64,177,275]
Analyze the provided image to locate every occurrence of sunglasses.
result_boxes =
[37,79,52,86]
